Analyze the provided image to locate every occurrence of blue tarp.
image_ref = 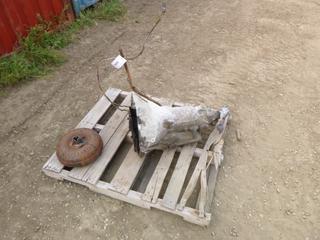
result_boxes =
[72,0,99,16]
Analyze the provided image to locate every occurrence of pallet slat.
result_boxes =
[99,95,131,145]
[198,169,207,217]
[178,116,229,209]
[83,118,129,184]
[42,153,63,173]
[162,143,196,210]
[43,168,211,226]
[142,148,176,203]
[76,88,121,128]
[205,165,218,212]
[135,154,159,193]
[99,95,131,144]
[178,151,208,209]
[68,94,131,181]
[205,140,224,212]
[43,88,121,173]
[110,146,146,194]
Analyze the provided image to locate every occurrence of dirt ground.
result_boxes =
[1,0,319,239]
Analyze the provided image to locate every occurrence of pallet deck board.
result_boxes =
[205,140,224,212]
[42,88,228,226]
[179,150,208,209]
[142,148,176,203]
[69,118,129,182]
[162,143,196,210]
[42,153,63,173]
[43,88,121,174]
[76,88,121,129]
[68,94,131,181]
[98,94,131,145]
[198,168,208,217]
[83,118,130,184]
[110,146,146,194]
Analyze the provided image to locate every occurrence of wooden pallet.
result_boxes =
[42,88,229,226]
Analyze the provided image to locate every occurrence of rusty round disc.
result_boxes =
[56,128,103,167]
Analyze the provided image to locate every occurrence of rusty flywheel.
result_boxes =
[56,128,103,167]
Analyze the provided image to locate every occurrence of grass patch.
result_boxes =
[89,0,126,21]
[0,0,126,89]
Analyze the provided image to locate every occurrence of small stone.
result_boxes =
[34,225,41,232]
[236,129,241,141]
[285,209,293,215]
[230,226,238,237]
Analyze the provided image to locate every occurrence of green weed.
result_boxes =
[89,0,126,21]
[0,0,126,89]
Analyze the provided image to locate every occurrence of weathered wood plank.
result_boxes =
[177,147,212,158]
[95,181,211,226]
[82,119,129,184]
[142,148,176,203]
[94,123,105,131]
[205,140,224,213]
[198,169,207,217]
[68,95,131,180]
[196,140,224,211]
[134,153,159,193]
[178,112,229,210]
[110,146,145,194]
[205,165,218,213]
[76,88,121,128]
[42,88,121,173]
[178,151,208,210]
[69,118,129,183]
[42,168,211,226]
[42,153,63,173]
[212,140,224,170]
[162,143,196,209]
[98,95,131,145]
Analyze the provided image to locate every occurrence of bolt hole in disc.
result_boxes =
[56,128,103,167]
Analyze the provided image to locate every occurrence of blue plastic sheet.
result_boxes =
[72,0,98,16]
